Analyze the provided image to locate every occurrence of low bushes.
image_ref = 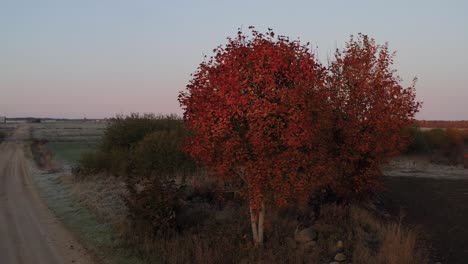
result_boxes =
[132,130,194,177]
[126,130,195,237]
[118,201,429,264]
[76,113,189,178]
[75,113,195,237]
[0,131,5,143]
[74,150,109,176]
[406,127,467,165]
[125,175,183,238]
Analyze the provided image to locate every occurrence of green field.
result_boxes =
[25,121,107,165]
[48,142,97,165]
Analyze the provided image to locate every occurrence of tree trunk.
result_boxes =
[258,201,265,244]
[249,201,265,245]
[250,206,259,244]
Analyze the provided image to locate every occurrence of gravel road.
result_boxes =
[0,126,93,264]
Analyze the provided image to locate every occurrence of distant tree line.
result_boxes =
[415,120,468,129]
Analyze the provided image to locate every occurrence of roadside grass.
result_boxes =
[30,167,145,264]
[27,140,146,264]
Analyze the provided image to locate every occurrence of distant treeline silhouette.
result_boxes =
[415,120,468,129]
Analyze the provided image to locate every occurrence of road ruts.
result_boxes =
[0,125,93,264]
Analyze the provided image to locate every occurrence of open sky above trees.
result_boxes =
[1,0,467,119]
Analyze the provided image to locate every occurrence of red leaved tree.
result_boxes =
[325,34,421,198]
[179,29,421,245]
[179,28,331,245]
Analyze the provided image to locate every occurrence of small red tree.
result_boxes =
[325,34,421,198]
[179,28,331,245]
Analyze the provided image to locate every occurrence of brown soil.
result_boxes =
[0,125,93,264]
[382,176,468,264]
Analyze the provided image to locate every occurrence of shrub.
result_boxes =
[406,127,430,154]
[406,127,466,164]
[125,175,183,238]
[101,113,183,154]
[75,113,186,177]
[101,113,184,176]
[108,148,129,177]
[75,151,109,176]
[125,130,195,237]
[0,131,5,143]
[131,130,195,177]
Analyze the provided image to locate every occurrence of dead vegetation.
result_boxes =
[349,205,428,264]
[30,139,63,172]
[68,168,429,264]
[70,174,127,227]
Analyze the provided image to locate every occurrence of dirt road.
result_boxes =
[0,126,93,264]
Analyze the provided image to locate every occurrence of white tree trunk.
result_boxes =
[249,201,265,245]
[250,205,259,244]
[258,201,265,244]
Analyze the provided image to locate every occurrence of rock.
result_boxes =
[334,252,347,262]
[294,227,317,243]
[285,237,297,249]
[336,240,344,251]
[302,240,316,250]
[239,258,250,264]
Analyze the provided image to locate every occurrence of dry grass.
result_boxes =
[70,174,127,227]
[30,139,63,172]
[30,121,106,143]
[349,205,429,264]
[67,171,430,264]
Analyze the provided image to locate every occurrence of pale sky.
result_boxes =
[1,0,467,119]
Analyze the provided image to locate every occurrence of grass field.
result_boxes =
[47,142,97,165]
[31,121,107,142]
[20,121,107,165]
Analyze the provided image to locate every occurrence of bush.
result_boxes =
[102,113,184,176]
[125,130,195,237]
[74,113,196,237]
[406,127,466,164]
[75,151,109,176]
[0,131,5,143]
[406,127,430,154]
[132,130,195,177]
[75,113,187,177]
[101,113,183,154]
[125,175,183,238]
